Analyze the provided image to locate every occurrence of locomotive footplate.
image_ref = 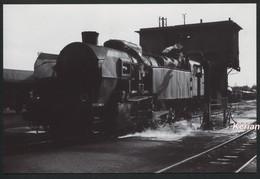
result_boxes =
[127,96,152,102]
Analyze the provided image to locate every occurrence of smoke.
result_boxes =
[162,44,183,54]
[119,120,201,141]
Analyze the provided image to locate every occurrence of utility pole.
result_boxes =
[162,17,165,27]
[182,13,187,25]
[159,17,167,27]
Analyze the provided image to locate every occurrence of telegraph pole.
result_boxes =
[159,17,167,27]
[182,13,187,25]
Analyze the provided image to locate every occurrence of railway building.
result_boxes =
[3,69,34,113]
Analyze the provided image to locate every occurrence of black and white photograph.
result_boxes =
[2,2,257,174]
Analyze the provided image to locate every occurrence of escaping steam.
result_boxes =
[119,120,201,141]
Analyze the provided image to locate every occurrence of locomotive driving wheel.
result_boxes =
[156,119,167,128]
[154,108,176,128]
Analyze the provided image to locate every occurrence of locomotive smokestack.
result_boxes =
[81,31,99,45]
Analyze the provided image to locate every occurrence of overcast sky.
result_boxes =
[3,4,256,87]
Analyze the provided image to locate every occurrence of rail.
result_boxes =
[155,127,256,173]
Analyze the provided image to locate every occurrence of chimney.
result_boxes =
[81,31,99,45]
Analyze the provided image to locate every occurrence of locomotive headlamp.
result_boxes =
[80,93,88,102]
[29,90,34,99]
[29,90,40,100]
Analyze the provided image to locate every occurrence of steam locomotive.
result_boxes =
[24,31,204,137]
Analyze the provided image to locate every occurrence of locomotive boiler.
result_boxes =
[24,31,204,137]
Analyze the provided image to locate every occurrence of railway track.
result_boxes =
[4,121,257,172]
[3,137,54,156]
[3,132,113,156]
[155,128,257,173]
